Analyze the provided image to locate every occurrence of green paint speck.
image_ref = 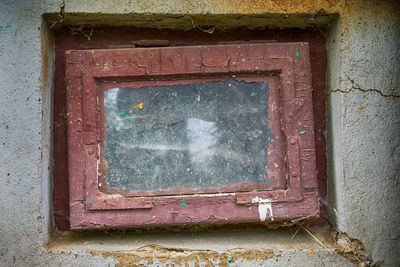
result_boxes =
[88,200,92,204]
[7,173,10,176]
[38,132,41,135]
[128,117,131,121]
[26,97,29,100]
[182,200,186,207]
[90,107,92,110]
[38,98,41,102]
[228,256,233,263]
[299,131,308,135]
[2,143,5,145]
[126,134,129,137]
[121,110,125,116]
[296,51,301,57]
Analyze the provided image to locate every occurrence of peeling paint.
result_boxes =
[252,196,273,221]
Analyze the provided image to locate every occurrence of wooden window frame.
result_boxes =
[65,42,319,229]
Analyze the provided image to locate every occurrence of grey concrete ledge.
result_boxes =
[46,227,336,252]
[44,227,354,266]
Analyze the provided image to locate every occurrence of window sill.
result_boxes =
[46,227,335,253]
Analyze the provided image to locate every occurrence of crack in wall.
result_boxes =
[327,73,400,98]
[49,0,65,28]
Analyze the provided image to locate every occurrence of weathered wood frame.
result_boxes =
[66,42,319,229]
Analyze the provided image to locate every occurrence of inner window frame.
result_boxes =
[96,75,286,197]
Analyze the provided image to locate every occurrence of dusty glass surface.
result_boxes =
[103,79,272,191]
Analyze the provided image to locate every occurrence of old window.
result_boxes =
[65,42,319,229]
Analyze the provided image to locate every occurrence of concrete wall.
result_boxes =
[0,0,398,266]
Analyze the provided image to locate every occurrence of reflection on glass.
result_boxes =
[103,79,272,191]
[186,118,219,174]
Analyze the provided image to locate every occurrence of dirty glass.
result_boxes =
[103,79,272,191]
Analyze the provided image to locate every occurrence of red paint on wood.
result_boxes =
[54,27,327,230]
[66,42,318,229]
[69,191,319,230]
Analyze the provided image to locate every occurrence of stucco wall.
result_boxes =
[0,0,398,266]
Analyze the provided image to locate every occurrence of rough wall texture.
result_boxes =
[325,0,400,265]
[0,0,399,266]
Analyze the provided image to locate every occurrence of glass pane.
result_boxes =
[103,79,272,192]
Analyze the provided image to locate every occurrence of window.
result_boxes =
[65,42,319,229]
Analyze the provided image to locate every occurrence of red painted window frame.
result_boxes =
[65,42,319,229]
